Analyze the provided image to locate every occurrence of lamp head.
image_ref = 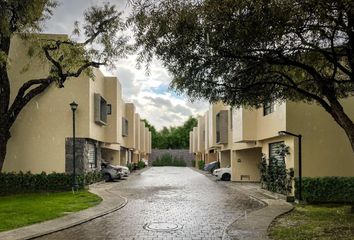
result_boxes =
[278,131,286,136]
[70,101,78,111]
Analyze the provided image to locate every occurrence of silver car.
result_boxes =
[113,165,130,177]
[101,162,123,182]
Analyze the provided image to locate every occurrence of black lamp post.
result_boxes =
[70,101,78,191]
[278,131,302,201]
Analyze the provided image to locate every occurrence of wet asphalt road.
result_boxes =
[36,167,259,240]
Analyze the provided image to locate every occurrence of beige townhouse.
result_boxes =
[190,99,354,192]
[192,116,205,167]
[231,100,354,184]
[189,131,194,155]
[137,120,152,161]
[3,34,151,174]
[190,102,232,167]
[133,113,141,163]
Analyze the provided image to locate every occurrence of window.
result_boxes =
[269,141,285,163]
[216,110,228,144]
[107,104,112,115]
[94,93,108,125]
[216,112,221,143]
[263,102,275,116]
[122,117,128,137]
[88,144,97,169]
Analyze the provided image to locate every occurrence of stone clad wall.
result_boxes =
[150,149,194,167]
[65,138,102,174]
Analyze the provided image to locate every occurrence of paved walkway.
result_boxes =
[0,167,293,240]
[36,167,263,240]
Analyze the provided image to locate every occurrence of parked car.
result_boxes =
[112,165,130,177]
[213,167,231,181]
[101,162,123,182]
[204,161,220,173]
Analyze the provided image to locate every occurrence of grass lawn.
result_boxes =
[0,191,102,232]
[269,204,354,240]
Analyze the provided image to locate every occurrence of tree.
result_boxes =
[144,117,197,149]
[130,0,354,153]
[0,1,130,171]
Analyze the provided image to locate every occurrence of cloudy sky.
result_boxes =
[44,0,208,130]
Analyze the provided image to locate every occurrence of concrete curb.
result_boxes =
[0,185,128,240]
[222,187,294,240]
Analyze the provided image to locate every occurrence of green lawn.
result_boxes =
[269,204,354,240]
[0,191,102,232]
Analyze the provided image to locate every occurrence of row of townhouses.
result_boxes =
[190,100,354,193]
[3,34,152,174]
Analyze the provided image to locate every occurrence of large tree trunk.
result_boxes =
[327,98,354,153]
[0,127,10,172]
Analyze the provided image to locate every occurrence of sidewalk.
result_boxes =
[0,181,128,240]
[191,167,294,240]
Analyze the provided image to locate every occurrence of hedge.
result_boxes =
[152,154,186,167]
[296,177,354,203]
[0,171,103,195]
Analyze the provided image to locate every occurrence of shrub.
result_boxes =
[127,163,133,172]
[0,171,103,195]
[259,155,293,195]
[191,160,196,168]
[198,160,205,170]
[152,154,186,167]
[296,177,354,203]
[137,160,146,169]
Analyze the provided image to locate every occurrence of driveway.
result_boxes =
[37,167,262,240]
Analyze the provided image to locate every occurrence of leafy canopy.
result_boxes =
[130,0,354,108]
[143,117,197,149]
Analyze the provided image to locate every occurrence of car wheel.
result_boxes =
[104,173,112,182]
[221,173,231,181]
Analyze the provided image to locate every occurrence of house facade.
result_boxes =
[191,99,354,194]
[3,34,152,174]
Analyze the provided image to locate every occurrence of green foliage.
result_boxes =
[259,155,268,189]
[130,0,354,154]
[146,116,197,149]
[269,204,354,240]
[297,177,354,203]
[198,160,205,170]
[152,154,186,167]
[260,154,293,195]
[191,160,196,168]
[127,163,133,172]
[0,171,103,195]
[130,0,354,106]
[137,160,146,169]
[0,191,101,232]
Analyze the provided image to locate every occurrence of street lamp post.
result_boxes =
[278,131,302,201]
[70,101,78,191]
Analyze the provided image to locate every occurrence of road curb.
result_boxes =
[222,190,293,240]
[0,187,128,240]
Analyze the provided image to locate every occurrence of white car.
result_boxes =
[213,167,231,181]
[113,165,130,177]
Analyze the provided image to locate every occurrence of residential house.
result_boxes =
[3,34,151,174]
[190,99,354,195]
[231,100,354,184]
